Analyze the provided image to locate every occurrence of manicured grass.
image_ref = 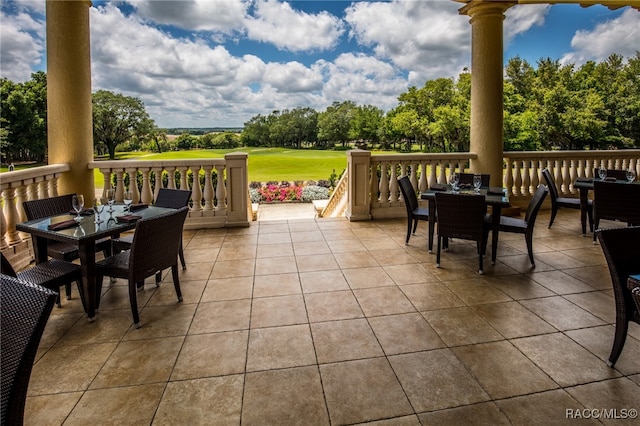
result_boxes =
[93,147,350,188]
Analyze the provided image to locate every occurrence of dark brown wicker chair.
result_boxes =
[593,168,628,181]
[498,185,548,267]
[434,192,490,274]
[1,274,57,426]
[398,176,432,245]
[1,252,82,308]
[593,180,640,242]
[23,194,111,301]
[95,207,189,328]
[542,168,593,231]
[596,226,640,367]
[457,173,490,188]
[112,188,191,270]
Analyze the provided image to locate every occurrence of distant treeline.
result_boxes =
[164,127,243,135]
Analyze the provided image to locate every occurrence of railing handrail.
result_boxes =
[0,164,70,189]
[503,149,640,159]
[88,159,226,169]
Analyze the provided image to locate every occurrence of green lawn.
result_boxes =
[92,147,350,188]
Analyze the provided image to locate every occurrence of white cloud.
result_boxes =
[345,0,470,86]
[0,7,44,81]
[504,4,549,45]
[245,0,344,52]
[127,0,248,33]
[560,9,640,65]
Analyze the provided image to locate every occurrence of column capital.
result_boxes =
[457,0,515,19]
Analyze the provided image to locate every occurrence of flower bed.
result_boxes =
[250,181,330,203]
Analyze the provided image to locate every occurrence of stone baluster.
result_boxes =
[3,188,20,245]
[203,165,215,211]
[178,166,189,190]
[389,162,399,204]
[191,166,203,212]
[126,167,140,203]
[38,180,48,199]
[0,200,8,249]
[167,167,177,189]
[140,168,153,204]
[115,170,125,202]
[504,159,513,195]
[100,168,112,203]
[569,160,578,194]
[215,165,226,211]
[561,160,571,195]
[418,162,427,192]
[15,185,28,239]
[530,160,539,195]
[50,175,60,196]
[379,162,389,206]
[370,162,379,204]
[152,167,163,202]
[513,160,522,197]
[428,161,437,187]
[521,160,531,197]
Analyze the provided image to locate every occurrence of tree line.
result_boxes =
[2,53,638,163]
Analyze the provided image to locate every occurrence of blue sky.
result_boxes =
[1,1,639,128]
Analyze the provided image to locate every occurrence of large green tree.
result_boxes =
[1,71,47,163]
[92,90,153,159]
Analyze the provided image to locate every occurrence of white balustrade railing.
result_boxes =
[1,154,249,265]
[344,149,640,220]
[320,171,348,218]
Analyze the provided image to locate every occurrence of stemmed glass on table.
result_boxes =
[123,190,133,212]
[106,188,115,213]
[451,172,460,193]
[598,167,607,181]
[626,169,637,183]
[72,194,84,222]
[473,174,482,194]
[93,198,104,224]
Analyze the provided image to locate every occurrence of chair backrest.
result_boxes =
[541,168,559,201]
[593,168,628,181]
[597,227,640,322]
[435,193,487,241]
[22,194,75,221]
[594,181,640,224]
[129,207,189,283]
[524,185,548,226]
[398,176,419,215]
[0,253,18,278]
[457,173,490,188]
[155,188,192,209]
[1,274,57,425]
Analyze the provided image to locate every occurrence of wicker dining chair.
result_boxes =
[596,226,640,367]
[112,188,192,271]
[1,252,82,308]
[498,185,548,267]
[542,168,593,231]
[456,172,490,188]
[434,192,491,274]
[23,194,112,301]
[1,274,57,426]
[95,207,189,328]
[398,176,431,245]
[593,180,640,243]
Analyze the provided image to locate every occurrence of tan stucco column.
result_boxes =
[461,1,513,187]
[46,0,94,200]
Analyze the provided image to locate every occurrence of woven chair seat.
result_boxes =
[1,274,57,425]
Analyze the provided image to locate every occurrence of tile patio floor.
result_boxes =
[24,208,640,425]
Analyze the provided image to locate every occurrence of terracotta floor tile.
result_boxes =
[368,313,445,355]
[311,318,383,363]
[246,324,316,371]
[304,290,364,322]
[422,307,503,346]
[171,331,248,380]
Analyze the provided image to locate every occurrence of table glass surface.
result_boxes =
[421,186,509,205]
[16,205,173,241]
[574,178,638,190]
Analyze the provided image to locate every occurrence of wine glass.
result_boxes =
[93,198,104,224]
[451,172,460,193]
[72,194,84,222]
[123,190,133,212]
[473,174,482,193]
[626,169,636,183]
[106,188,115,213]
[598,167,607,181]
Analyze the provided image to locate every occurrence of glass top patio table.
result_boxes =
[420,186,509,264]
[16,205,174,321]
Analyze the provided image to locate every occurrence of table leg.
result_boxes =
[78,240,97,321]
[491,206,501,264]
[428,199,436,253]
[578,188,588,236]
[32,236,48,264]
